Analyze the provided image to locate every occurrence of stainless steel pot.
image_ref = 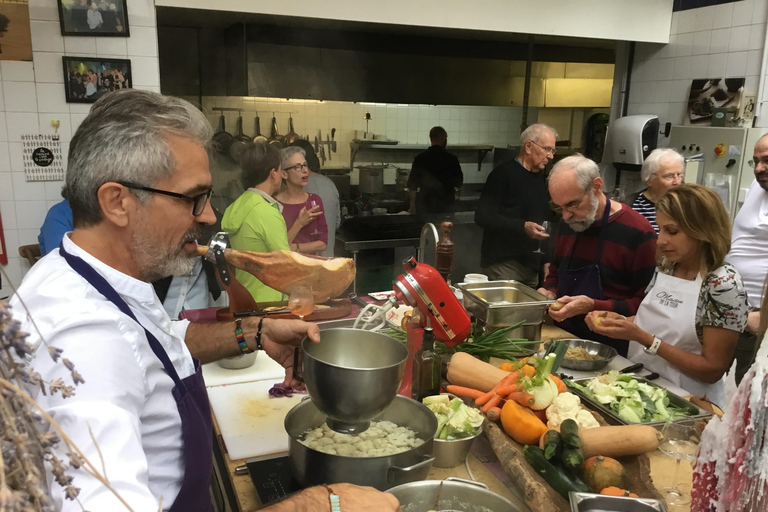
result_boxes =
[358,164,387,194]
[285,395,436,491]
[388,477,530,512]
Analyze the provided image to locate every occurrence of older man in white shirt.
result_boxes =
[728,133,768,383]
[10,90,399,512]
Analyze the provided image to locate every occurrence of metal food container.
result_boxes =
[390,477,530,512]
[546,339,618,371]
[459,280,555,341]
[566,377,712,429]
[569,492,668,512]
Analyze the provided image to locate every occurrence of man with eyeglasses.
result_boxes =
[727,132,768,383]
[9,90,400,512]
[629,148,685,233]
[538,154,657,356]
[475,123,557,287]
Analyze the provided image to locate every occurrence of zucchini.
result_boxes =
[561,447,585,472]
[523,445,591,499]
[541,430,563,460]
[560,419,583,449]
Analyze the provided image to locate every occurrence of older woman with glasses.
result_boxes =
[586,183,749,406]
[275,146,328,255]
[629,148,685,232]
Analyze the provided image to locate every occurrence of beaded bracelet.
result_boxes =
[323,484,340,512]
[234,318,253,354]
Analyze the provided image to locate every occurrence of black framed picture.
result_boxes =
[57,0,129,36]
[62,56,132,103]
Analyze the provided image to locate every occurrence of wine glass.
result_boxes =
[533,221,550,254]
[307,198,320,236]
[288,285,315,319]
[658,418,701,506]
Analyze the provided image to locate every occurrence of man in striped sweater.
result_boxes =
[538,155,657,356]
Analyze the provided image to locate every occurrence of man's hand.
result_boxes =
[297,205,323,228]
[525,221,550,240]
[746,311,761,334]
[585,311,646,344]
[537,287,556,300]
[256,318,320,388]
[548,295,594,322]
[263,484,402,512]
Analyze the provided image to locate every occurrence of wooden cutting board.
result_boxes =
[215,298,352,322]
[208,380,305,460]
[202,353,286,388]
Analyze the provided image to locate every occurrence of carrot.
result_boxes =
[495,384,517,396]
[486,406,502,422]
[482,394,503,413]
[550,374,567,394]
[507,391,536,407]
[499,370,521,387]
[478,369,521,406]
[474,385,498,406]
[446,385,483,399]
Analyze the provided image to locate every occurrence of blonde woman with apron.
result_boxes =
[584,184,749,408]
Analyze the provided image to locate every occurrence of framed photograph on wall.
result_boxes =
[62,56,131,103]
[57,0,129,36]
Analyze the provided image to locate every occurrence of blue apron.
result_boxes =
[555,198,629,356]
[60,243,214,512]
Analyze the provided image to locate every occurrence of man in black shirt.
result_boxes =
[475,124,557,287]
[407,126,463,215]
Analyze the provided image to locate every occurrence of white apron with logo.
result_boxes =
[627,271,725,407]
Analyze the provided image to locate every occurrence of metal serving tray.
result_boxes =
[570,492,668,512]
[566,377,712,429]
[459,280,555,328]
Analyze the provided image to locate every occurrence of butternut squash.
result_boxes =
[579,425,661,459]
[446,352,510,392]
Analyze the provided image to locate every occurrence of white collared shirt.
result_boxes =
[10,235,194,511]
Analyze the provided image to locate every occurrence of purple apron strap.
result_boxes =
[60,242,214,512]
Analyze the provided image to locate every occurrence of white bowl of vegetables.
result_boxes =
[422,394,485,468]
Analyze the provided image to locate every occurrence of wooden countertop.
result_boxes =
[213,323,691,512]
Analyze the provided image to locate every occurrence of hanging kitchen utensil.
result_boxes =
[326,134,332,161]
[284,116,299,145]
[331,127,337,153]
[314,136,320,153]
[253,115,268,145]
[269,115,285,150]
[212,114,234,155]
[229,113,251,163]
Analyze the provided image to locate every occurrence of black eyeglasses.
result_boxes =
[550,189,588,214]
[118,181,213,216]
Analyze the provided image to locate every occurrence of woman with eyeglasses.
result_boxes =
[629,148,685,233]
[275,146,328,255]
[585,184,749,407]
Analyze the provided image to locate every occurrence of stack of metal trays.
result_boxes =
[570,492,668,511]
[566,377,712,429]
[459,280,555,342]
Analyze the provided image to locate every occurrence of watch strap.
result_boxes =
[644,336,662,355]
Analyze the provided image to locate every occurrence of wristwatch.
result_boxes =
[644,336,662,355]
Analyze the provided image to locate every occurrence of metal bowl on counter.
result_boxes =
[302,328,408,433]
[551,338,618,371]
[284,395,436,491]
[389,477,529,512]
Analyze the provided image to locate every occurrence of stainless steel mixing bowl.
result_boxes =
[302,328,408,433]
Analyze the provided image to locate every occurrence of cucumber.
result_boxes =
[561,447,585,472]
[541,430,563,460]
[560,419,583,449]
[523,445,591,499]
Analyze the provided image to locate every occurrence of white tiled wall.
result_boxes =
[202,96,539,186]
[628,0,768,130]
[0,0,160,297]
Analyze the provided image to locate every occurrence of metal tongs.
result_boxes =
[204,232,231,285]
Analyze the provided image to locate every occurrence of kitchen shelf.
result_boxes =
[350,143,494,172]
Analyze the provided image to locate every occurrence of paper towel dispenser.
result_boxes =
[610,115,660,172]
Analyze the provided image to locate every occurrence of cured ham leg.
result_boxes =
[196,247,356,303]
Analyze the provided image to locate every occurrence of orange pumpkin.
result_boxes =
[600,486,638,498]
[582,456,626,492]
[500,399,548,445]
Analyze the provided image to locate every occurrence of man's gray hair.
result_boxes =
[67,89,213,228]
[550,154,600,191]
[279,145,306,170]
[640,148,684,183]
[520,123,559,144]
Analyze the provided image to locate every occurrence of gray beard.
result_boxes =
[566,192,600,233]
[131,223,202,282]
